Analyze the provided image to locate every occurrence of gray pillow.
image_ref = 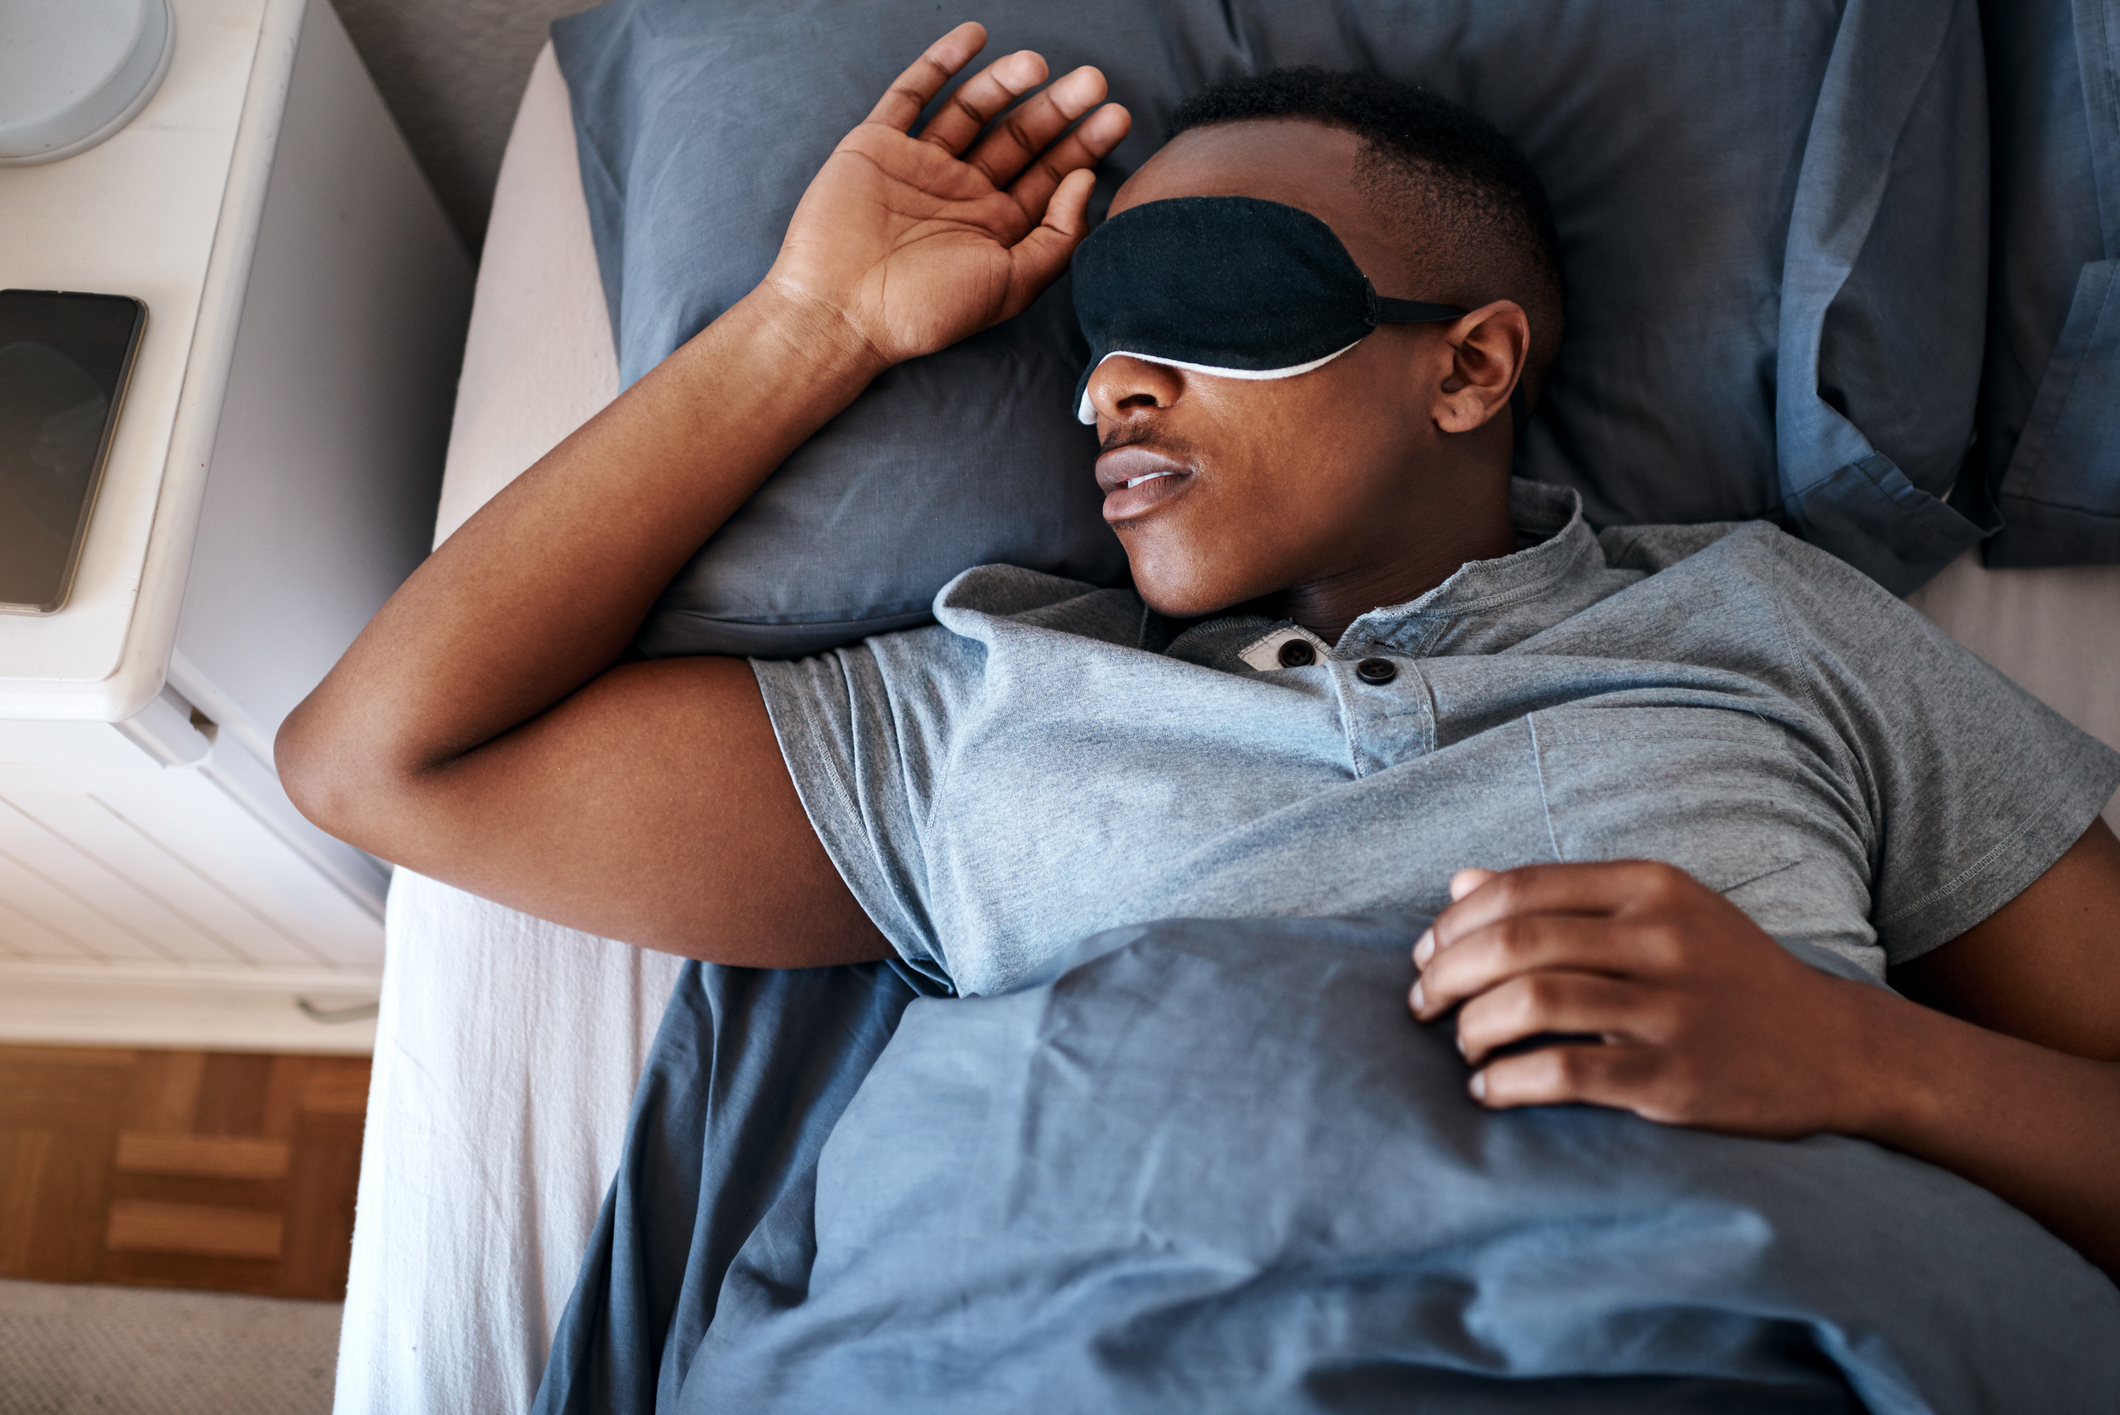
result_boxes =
[553,0,1991,657]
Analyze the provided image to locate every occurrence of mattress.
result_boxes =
[333,42,2120,1415]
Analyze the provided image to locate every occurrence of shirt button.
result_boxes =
[1277,638,1316,668]
[1355,657,1397,684]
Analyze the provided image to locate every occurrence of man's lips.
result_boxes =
[1095,446,1194,521]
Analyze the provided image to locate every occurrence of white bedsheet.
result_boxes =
[332,47,680,1415]
[333,42,2120,1415]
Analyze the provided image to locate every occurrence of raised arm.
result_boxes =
[275,24,1130,963]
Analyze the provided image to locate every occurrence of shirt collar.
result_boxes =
[1341,478,1605,656]
[1164,479,1626,669]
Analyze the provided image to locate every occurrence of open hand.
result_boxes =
[764,22,1132,369]
[1409,861,1881,1138]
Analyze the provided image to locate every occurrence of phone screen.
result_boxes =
[1,289,147,613]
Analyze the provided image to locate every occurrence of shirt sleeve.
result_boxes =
[1750,531,2120,965]
[750,636,960,994]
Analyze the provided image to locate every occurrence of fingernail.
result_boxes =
[1409,980,1426,1012]
[1469,1071,1487,1100]
[1454,1031,1466,1057]
[1413,928,1435,966]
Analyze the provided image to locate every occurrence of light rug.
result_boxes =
[0,1277,338,1415]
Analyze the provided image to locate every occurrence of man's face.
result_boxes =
[1086,120,1520,626]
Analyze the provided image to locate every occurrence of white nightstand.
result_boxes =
[0,0,472,1050]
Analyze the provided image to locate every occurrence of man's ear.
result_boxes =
[1431,300,1529,435]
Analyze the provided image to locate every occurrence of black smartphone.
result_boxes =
[1,289,147,614]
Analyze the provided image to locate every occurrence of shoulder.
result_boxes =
[932,564,1157,651]
[1601,518,1923,645]
[1596,518,1760,573]
[1574,520,2009,747]
[760,565,1156,742]
[1600,517,1881,596]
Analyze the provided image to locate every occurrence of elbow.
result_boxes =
[275,694,389,848]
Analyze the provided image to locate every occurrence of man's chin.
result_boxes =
[1128,565,1262,624]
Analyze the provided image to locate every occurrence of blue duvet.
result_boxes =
[534,916,2120,1414]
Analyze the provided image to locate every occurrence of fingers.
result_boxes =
[1448,867,1497,901]
[1412,913,1675,1020]
[996,168,1099,321]
[1002,98,1129,224]
[1453,970,1661,1066]
[961,65,1112,191]
[865,23,993,132]
[1434,860,1701,950]
[1004,98,1136,225]
[867,33,1128,218]
[917,49,1051,156]
[1470,1039,1664,1113]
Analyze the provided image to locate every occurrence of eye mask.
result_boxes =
[1070,195,1465,424]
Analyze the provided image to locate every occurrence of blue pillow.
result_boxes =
[1976,0,2120,567]
[553,0,1991,657]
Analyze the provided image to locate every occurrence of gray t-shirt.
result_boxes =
[753,481,2120,997]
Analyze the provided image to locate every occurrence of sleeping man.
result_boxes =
[279,21,2120,1290]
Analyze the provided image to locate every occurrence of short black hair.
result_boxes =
[1169,69,1565,400]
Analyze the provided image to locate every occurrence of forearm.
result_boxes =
[1842,982,2120,1281]
[278,283,882,818]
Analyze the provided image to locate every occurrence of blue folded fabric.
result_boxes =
[536,917,2120,1413]
[531,960,923,1415]
[1977,0,2120,566]
[549,0,1994,658]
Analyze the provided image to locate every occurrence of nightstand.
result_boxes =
[0,0,472,1049]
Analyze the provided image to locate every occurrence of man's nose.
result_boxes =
[1086,355,1185,423]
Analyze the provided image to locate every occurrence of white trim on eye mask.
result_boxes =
[1075,340,1364,424]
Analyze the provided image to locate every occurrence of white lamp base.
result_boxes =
[0,0,176,167]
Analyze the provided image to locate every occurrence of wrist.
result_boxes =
[1821,977,1948,1142]
[746,274,894,389]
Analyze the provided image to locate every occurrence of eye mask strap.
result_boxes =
[1370,294,1467,325]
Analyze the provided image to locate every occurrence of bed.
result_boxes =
[332,33,2120,1415]
[330,49,679,1415]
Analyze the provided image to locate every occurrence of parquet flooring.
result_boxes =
[0,1044,369,1300]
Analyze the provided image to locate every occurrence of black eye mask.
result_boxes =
[1069,195,1465,424]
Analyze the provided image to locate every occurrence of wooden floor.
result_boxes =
[0,1043,369,1300]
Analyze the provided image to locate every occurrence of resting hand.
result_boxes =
[764,22,1131,369]
[1409,861,1875,1138]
